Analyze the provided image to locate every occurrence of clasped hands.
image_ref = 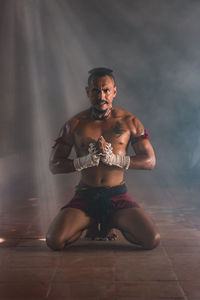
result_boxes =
[73,136,130,171]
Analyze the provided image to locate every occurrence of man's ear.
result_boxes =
[85,86,89,97]
[113,86,117,98]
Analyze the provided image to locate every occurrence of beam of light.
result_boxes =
[21,3,60,234]
[15,0,108,236]
[0,1,16,157]
[38,238,46,242]
[0,238,6,243]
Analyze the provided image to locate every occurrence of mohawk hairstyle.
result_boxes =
[88,67,115,85]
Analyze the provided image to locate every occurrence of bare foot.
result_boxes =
[85,227,119,241]
[96,228,119,241]
[84,221,100,240]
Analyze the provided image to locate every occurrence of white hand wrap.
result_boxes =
[73,143,100,171]
[101,143,130,170]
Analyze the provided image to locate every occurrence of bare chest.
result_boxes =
[74,119,130,153]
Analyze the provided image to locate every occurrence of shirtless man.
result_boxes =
[46,68,160,250]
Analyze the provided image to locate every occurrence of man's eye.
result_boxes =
[104,89,110,93]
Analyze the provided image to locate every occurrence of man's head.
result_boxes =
[86,68,117,120]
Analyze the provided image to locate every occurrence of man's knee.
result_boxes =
[143,232,161,250]
[46,233,66,251]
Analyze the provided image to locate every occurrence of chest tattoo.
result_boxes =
[113,121,125,136]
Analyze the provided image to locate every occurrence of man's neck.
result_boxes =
[91,107,112,120]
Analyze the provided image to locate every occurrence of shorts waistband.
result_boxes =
[75,181,127,198]
[76,180,126,192]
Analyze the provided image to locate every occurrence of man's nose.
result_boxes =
[98,90,105,100]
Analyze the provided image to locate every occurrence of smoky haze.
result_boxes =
[0,0,199,230]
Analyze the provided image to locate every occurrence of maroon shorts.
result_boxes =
[61,182,140,216]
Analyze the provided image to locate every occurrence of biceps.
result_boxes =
[133,140,155,157]
[49,145,72,166]
[51,123,74,160]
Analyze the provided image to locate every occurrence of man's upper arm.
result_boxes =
[130,117,155,158]
[51,120,75,162]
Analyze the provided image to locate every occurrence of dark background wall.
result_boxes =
[0,0,200,220]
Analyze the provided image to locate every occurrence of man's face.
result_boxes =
[86,75,117,112]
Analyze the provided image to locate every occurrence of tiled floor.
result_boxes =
[0,161,200,299]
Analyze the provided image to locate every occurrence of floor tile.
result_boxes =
[54,267,114,282]
[0,268,54,283]
[165,246,200,255]
[58,254,115,268]
[165,252,200,280]
[115,257,176,281]
[116,281,184,298]
[162,237,200,247]
[180,281,200,299]
[48,282,115,298]
[0,283,49,299]
[3,254,60,268]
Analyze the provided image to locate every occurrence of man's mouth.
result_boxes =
[96,100,108,106]
[95,101,108,111]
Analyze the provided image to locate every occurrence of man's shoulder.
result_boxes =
[112,107,144,136]
[112,107,135,121]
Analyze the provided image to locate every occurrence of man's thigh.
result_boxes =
[47,207,93,242]
[108,207,159,247]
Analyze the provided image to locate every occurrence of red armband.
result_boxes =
[52,137,72,148]
[131,129,149,144]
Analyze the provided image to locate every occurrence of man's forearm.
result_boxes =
[49,158,76,174]
[129,154,156,170]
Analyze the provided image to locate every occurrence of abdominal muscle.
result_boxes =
[80,162,125,187]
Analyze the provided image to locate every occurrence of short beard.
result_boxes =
[93,107,107,114]
[91,107,112,120]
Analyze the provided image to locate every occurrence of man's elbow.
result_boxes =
[49,161,59,174]
[147,156,156,170]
